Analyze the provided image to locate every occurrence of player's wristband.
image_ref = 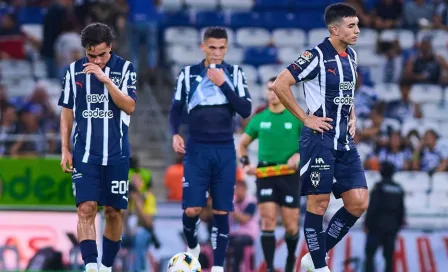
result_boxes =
[239,155,250,166]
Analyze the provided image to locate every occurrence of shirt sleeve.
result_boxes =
[123,62,137,101]
[58,68,74,109]
[243,203,256,216]
[169,68,187,135]
[286,49,320,83]
[244,114,259,139]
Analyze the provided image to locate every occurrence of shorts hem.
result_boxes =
[333,185,368,199]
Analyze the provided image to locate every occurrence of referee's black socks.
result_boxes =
[285,231,299,257]
[261,230,276,271]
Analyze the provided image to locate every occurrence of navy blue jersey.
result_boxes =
[287,38,357,151]
[58,53,137,165]
[169,60,252,143]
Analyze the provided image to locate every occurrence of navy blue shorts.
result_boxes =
[182,142,236,212]
[299,136,367,198]
[72,157,130,209]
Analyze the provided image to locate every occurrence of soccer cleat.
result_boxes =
[99,264,111,272]
[187,243,201,259]
[285,255,297,272]
[84,263,98,272]
[300,252,330,272]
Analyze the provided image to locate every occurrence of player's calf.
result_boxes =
[282,208,300,272]
[259,202,277,272]
[303,195,330,270]
[211,210,229,272]
[101,206,123,272]
[77,201,99,271]
[183,207,202,258]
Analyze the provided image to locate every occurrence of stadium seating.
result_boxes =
[254,0,289,10]
[162,0,184,11]
[236,28,271,47]
[164,27,200,45]
[272,29,306,47]
[410,84,443,105]
[278,47,302,64]
[195,11,226,28]
[185,0,218,10]
[220,0,253,10]
[373,83,402,102]
[243,47,278,66]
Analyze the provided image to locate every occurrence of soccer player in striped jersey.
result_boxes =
[271,3,369,272]
[169,27,251,272]
[58,23,137,272]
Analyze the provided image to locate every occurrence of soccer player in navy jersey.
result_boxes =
[271,4,369,272]
[58,23,137,272]
[169,27,252,272]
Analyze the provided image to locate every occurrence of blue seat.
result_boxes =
[17,7,46,24]
[243,47,278,66]
[263,12,299,30]
[291,0,327,9]
[296,11,326,30]
[162,11,191,27]
[195,11,226,28]
[254,0,289,9]
[229,11,263,29]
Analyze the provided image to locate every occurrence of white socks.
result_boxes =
[99,264,112,272]
[211,266,224,272]
[85,263,98,272]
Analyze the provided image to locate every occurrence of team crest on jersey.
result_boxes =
[300,51,313,62]
[310,171,320,188]
[111,77,121,86]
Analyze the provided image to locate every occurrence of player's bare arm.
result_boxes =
[238,133,257,175]
[287,153,300,170]
[272,69,333,133]
[60,107,73,173]
[348,105,356,137]
[83,63,135,115]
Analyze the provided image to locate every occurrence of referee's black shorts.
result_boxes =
[255,163,301,208]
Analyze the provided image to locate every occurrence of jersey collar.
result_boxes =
[324,38,348,58]
[105,52,118,68]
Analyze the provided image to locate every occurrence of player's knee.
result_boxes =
[346,197,369,216]
[260,215,277,231]
[285,224,298,236]
[78,202,97,221]
[185,207,202,217]
[307,195,330,215]
[104,206,122,221]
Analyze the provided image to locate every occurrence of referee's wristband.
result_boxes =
[239,156,250,166]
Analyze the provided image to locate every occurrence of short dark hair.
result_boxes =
[268,76,277,83]
[380,162,395,179]
[324,3,357,26]
[81,23,114,49]
[203,27,227,41]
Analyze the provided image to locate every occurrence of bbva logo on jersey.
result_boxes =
[339,81,355,91]
[87,94,109,103]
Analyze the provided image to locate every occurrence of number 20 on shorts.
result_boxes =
[111,180,129,194]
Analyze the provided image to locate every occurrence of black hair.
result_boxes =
[324,3,358,26]
[130,156,139,170]
[268,76,277,83]
[81,23,114,49]
[380,161,395,179]
[203,26,228,41]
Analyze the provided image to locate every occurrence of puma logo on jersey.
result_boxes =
[327,67,337,75]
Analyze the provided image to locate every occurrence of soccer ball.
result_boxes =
[167,252,201,272]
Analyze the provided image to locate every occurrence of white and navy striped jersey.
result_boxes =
[58,53,137,165]
[287,38,357,151]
